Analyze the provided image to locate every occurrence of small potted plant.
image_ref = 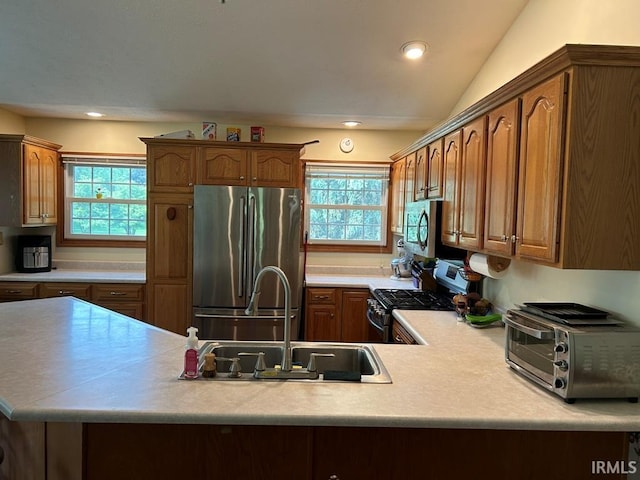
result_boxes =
[95,188,104,199]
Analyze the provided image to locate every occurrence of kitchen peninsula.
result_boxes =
[1,297,638,479]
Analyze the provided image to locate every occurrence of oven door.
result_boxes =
[366,298,390,343]
[503,311,556,390]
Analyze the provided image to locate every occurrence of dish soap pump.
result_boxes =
[184,326,199,379]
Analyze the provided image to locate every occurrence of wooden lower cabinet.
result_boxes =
[304,287,371,342]
[392,321,417,344]
[3,420,627,480]
[0,281,145,321]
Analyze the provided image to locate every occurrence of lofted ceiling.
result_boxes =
[0,0,528,131]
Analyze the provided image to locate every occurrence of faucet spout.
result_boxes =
[245,266,293,372]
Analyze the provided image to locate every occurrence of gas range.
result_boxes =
[366,259,478,343]
[371,288,455,311]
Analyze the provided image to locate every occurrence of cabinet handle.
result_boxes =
[109,291,127,296]
[395,335,404,343]
[166,207,177,220]
[501,235,508,242]
[58,290,74,295]
[188,182,194,187]
[252,177,257,181]
[511,235,519,244]
[6,289,23,294]
[314,295,330,300]
[328,475,340,480]
[239,176,245,180]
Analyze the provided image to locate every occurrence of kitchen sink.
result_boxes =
[188,341,392,384]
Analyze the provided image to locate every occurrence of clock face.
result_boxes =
[340,137,354,153]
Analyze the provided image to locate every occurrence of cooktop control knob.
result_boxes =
[554,343,568,353]
[554,360,569,371]
[554,378,567,389]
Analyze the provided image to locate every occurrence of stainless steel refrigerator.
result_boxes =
[192,185,303,340]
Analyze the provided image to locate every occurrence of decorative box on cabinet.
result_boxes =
[0,134,61,226]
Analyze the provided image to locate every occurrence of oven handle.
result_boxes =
[503,314,555,340]
[366,308,384,333]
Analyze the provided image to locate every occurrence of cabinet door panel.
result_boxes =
[427,139,444,199]
[23,145,43,224]
[151,283,189,333]
[404,152,416,206]
[414,147,427,201]
[149,199,192,280]
[390,158,406,234]
[441,131,461,245]
[458,117,486,250]
[340,290,369,343]
[517,74,566,263]
[484,99,520,256]
[305,305,339,341]
[250,150,298,187]
[148,146,195,191]
[199,147,247,185]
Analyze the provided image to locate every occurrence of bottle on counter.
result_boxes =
[183,327,199,379]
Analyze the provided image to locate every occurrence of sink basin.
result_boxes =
[190,341,392,384]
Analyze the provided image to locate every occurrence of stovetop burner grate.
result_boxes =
[373,288,455,311]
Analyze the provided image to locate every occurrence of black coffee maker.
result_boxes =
[16,235,52,273]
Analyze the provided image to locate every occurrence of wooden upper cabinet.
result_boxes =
[199,148,248,186]
[484,99,521,256]
[147,145,196,192]
[23,144,58,225]
[404,152,416,205]
[414,147,427,201]
[426,139,444,199]
[250,149,299,188]
[441,131,461,245]
[390,158,406,234]
[458,116,487,250]
[516,73,567,263]
[0,135,61,227]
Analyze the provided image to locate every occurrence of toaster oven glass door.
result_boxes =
[505,313,556,386]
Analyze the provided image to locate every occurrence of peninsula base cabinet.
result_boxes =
[0,419,629,480]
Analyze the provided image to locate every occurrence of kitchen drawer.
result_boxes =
[40,283,91,300]
[306,288,337,304]
[0,282,39,301]
[98,302,144,320]
[392,321,418,345]
[92,284,145,303]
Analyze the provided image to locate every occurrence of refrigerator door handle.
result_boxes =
[238,194,247,297]
[247,193,257,293]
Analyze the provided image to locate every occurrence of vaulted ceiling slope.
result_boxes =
[0,0,528,130]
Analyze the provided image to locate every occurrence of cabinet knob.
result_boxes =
[511,235,519,244]
[239,176,245,180]
[188,182,194,187]
[501,235,507,242]
[328,475,340,480]
[166,207,177,220]
[252,177,257,181]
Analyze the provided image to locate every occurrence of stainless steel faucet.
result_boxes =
[245,266,293,372]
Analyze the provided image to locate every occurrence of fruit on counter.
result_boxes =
[470,298,492,315]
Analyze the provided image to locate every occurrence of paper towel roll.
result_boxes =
[468,253,510,279]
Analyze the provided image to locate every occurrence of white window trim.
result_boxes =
[304,162,390,247]
[61,154,147,242]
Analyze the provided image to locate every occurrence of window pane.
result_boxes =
[305,163,388,246]
[66,161,146,241]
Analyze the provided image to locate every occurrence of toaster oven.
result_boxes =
[504,308,640,403]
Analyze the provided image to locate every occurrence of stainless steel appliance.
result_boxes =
[504,304,640,403]
[367,259,473,342]
[403,200,465,260]
[192,185,303,340]
[16,235,51,273]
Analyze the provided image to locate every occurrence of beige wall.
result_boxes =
[452,0,640,323]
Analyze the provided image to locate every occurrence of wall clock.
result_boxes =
[339,137,354,153]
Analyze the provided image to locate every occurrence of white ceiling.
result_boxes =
[0,0,528,131]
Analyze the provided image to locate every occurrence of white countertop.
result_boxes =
[1,297,639,431]
[305,273,416,290]
[0,269,145,283]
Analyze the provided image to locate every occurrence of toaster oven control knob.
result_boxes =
[553,360,569,371]
[554,378,567,389]
[554,343,568,353]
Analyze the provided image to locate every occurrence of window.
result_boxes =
[61,155,147,243]
[304,162,390,248]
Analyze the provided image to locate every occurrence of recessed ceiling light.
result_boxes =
[342,121,361,127]
[85,111,105,118]
[401,41,428,60]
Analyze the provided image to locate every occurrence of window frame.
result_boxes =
[56,153,147,248]
[303,160,393,254]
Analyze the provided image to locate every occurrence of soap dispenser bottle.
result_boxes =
[184,326,199,379]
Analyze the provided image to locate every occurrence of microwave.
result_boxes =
[504,308,640,403]
[403,200,464,260]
